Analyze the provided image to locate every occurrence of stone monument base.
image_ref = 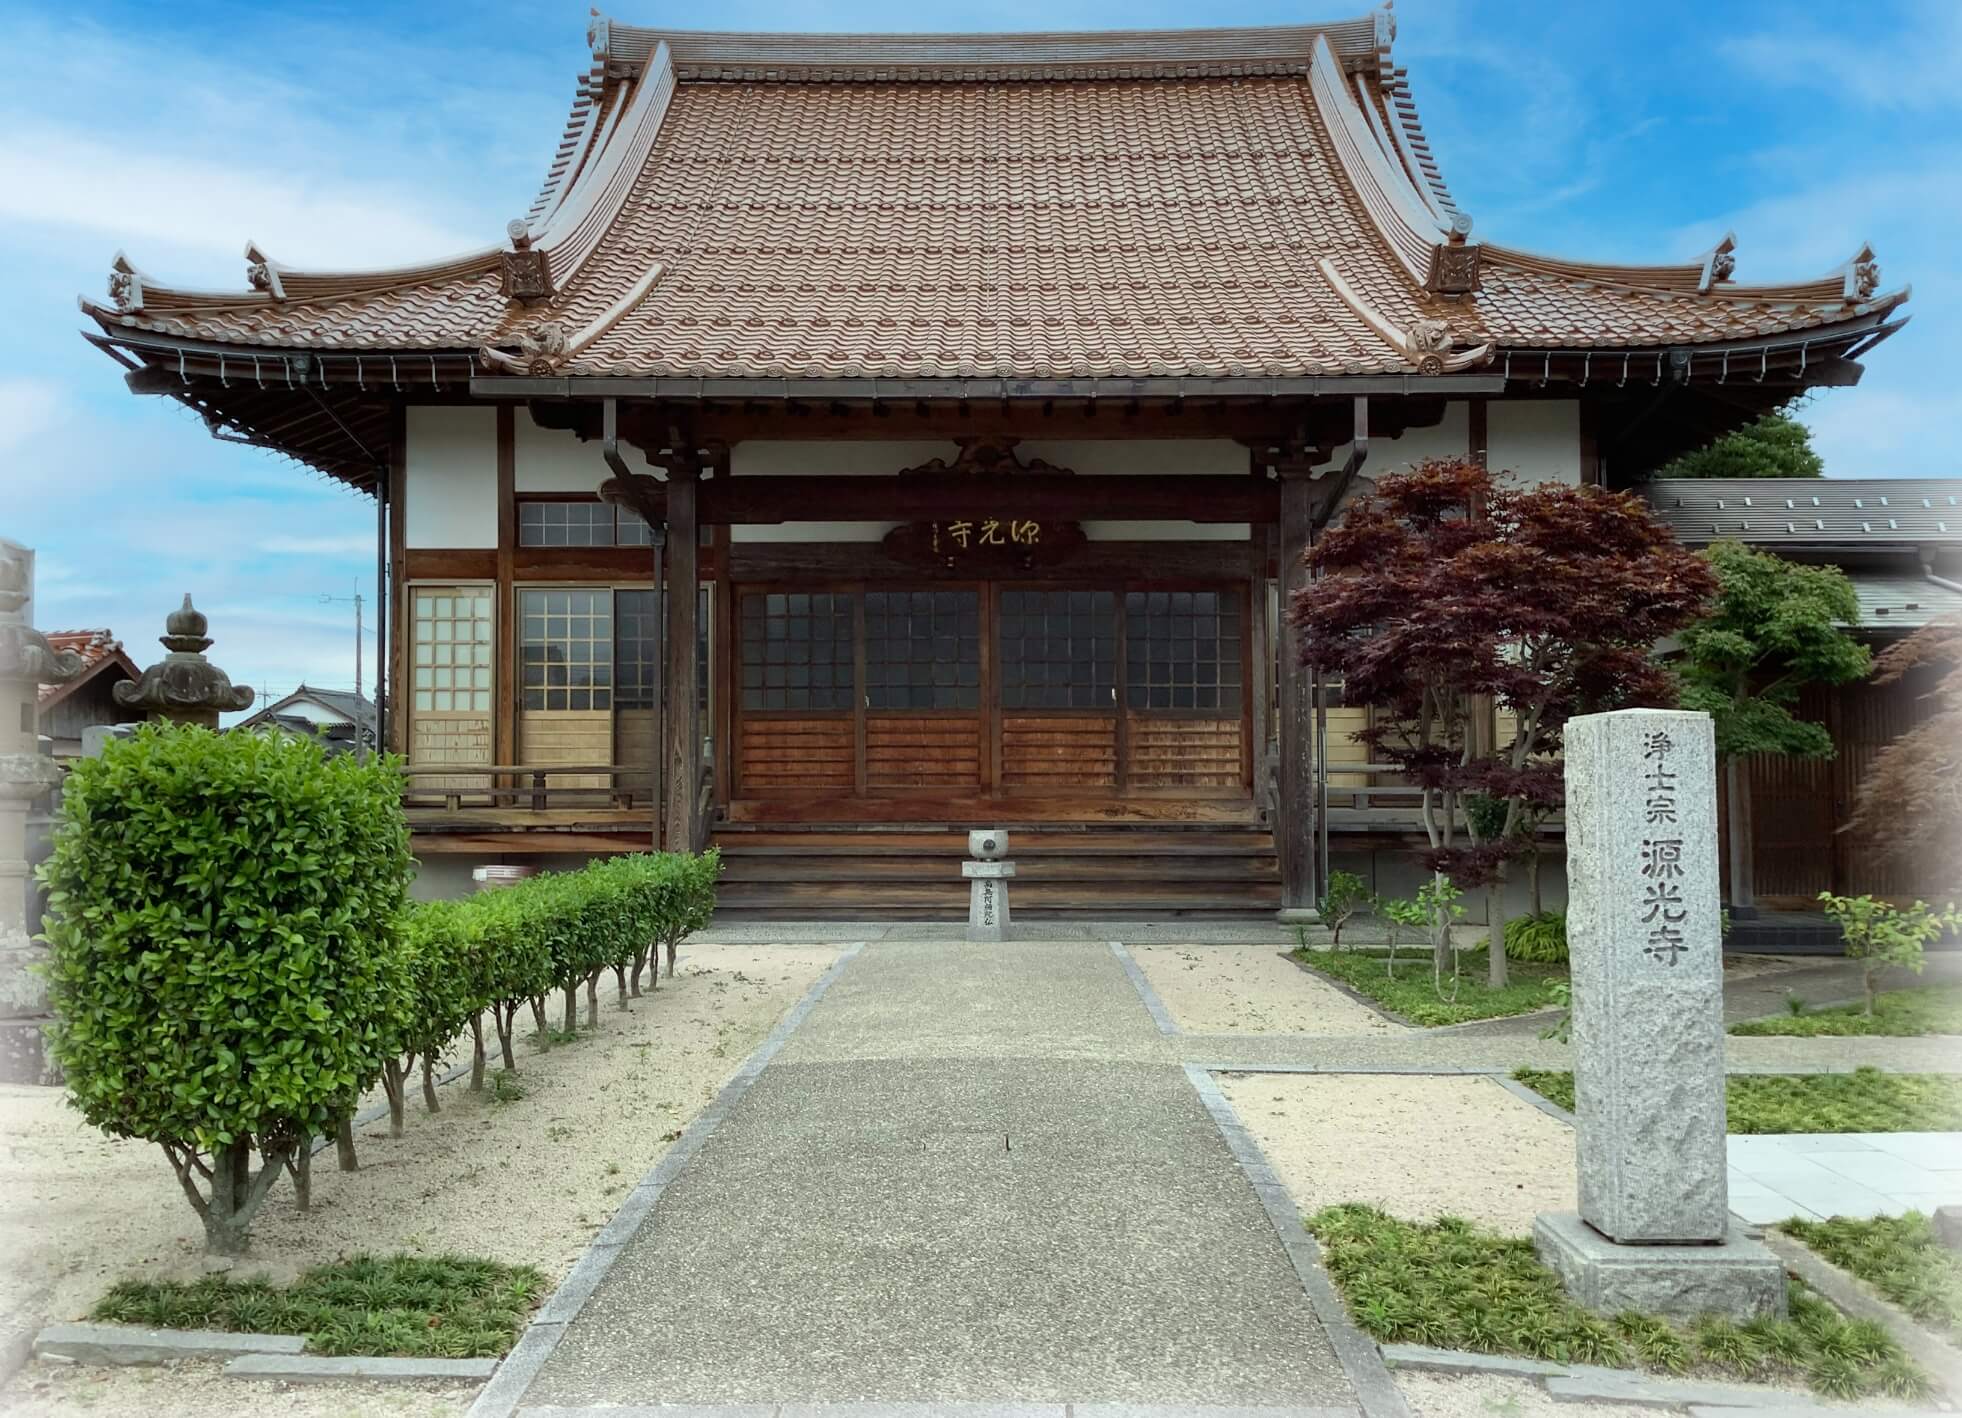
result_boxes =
[1533,1212,1786,1321]
[0,1016,57,1086]
[1274,907,1322,926]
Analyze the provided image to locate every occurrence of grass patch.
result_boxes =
[1309,1204,1927,1401]
[1783,1213,1962,1339]
[91,1254,544,1358]
[1731,985,1962,1038]
[1292,946,1565,1027]
[1511,1067,1962,1134]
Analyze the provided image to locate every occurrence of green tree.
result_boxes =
[1675,543,1871,911]
[1656,411,1824,479]
[42,726,411,1254]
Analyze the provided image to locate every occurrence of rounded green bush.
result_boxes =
[1505,910,1568,963]
[42,725,411,1249]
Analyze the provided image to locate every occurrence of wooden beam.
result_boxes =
[494,406,517,770]
[726,539,1251,582]
[1276,472,1320,919]
[664,464,703,851]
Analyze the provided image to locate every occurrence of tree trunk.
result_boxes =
[531,995,551,1047]
[615,964,629,1008]
[198,1137,287,1257]
[1487,877,1508,989]
[470,1014,487,1091]
[586,970,600,1028]
[1431,872,1451,980]
[1527,846,1543,917]
[665,937,679,982]
[496,1004,518,1071]
[336,1118,358,1172]
[1864,962,1877,1016]
[290,1137,311,1212]
[630,946,648,997]
[563,983,578,1035]
[382,1058,406,1137]
[422,1056,440,1113]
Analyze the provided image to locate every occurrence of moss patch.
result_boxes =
[1731,985,1962,1038]
[1292,947,1566,1027]
[1511,1067,1962,1133]
[91,1254,543,1358]
[1782,1213,1962,1339]
[1309,1204,1927,1401]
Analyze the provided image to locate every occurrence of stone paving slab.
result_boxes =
[1726,1131,1962,1222]
[32,1323,305,1365]
[519,939,1356,1408]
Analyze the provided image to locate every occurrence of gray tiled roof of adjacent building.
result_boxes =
[1846,572,1962,630]
[1634,479,1962,545]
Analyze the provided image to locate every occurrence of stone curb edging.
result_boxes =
[1381,1341,1879,1410]
[1490,1074,1576,1125]
[464,941,869,1418]
[511,1406,1366,1417]
[1180,1063,1412,1418]
[226,1353,495,1382]
[1108,941,1179,1036]
[31,1323,306,1366]
[1762,1228,1962,1401]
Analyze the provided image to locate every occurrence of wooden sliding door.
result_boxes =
[730,579,1250,819]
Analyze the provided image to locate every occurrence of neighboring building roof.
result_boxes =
[1635,479,1962,547]
[36,630,140,711]
[84,10,1903,407]
[1847,572,1962,631]
[234,684,377,734]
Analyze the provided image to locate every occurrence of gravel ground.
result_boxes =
[1219,1072,1575,1232]
[0,944,838,1369]
[1130,945,1406,1036]
[0,1361,471,1418]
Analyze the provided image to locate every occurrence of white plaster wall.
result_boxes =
[1488,400,1582,487]
[405,406,497,548]
[515,418,609,492]
[1019,440,1246,477]
[1324,400,1469,479]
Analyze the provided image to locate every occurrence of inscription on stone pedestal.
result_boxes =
[963,830,1014,943]
[1566,708,1726,1244]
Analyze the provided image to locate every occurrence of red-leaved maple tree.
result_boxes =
[1289,459,1719,986]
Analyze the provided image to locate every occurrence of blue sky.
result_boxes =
[0,0,1952,703]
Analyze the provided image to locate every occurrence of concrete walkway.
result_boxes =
[1727,1131,1962,1223]
[504,941,1364,1414]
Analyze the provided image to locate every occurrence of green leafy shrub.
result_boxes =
[1505,910,1568,963]
[42,725,412,1254]
[1730,985,1962,1037]
[1818,893,1962,1016]
[1317,870,1372,950]
[1514,1067,1962,1133]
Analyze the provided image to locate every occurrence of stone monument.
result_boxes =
[964,829,1014,943]
[114,594,254,728]
[0,541,83,1084]
[1533,708,1785,1319]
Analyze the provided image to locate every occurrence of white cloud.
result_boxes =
[0,378,66,456]
[263,533,386,558]
[1721,2,1962,114]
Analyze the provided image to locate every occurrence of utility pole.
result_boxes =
[320,590,368,760]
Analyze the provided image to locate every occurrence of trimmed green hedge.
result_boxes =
[43,723,721,1254]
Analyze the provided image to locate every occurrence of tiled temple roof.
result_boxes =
[81,7,1908,385]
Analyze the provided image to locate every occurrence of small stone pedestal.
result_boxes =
[964,829,1013,944]
[1532,709,1785,1321]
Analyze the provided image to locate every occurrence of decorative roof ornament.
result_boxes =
[587,7,612,62]
[1319,256,1490,373]
[1837,242,1880,302]
[479,263,664,375]
[113,595,255,728]
[500,220,556,306]
[107,252,143,314]
[1697,234,1737,293]
[0,545,84,687]
[1427,221,1481,296]
[243,240,287,301]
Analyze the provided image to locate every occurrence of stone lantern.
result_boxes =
[0,540,83,1082]
[114,594,254,728]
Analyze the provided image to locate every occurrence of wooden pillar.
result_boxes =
[664,465,702,852]
[493,406,518,771]
[1723,758,1758,918]
[1276,471,1321,920]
